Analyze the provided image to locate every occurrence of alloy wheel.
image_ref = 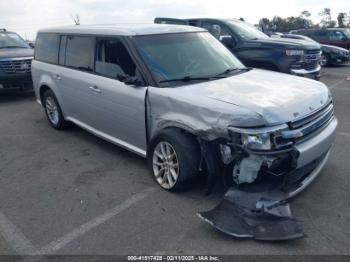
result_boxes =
[45,96,59,125]
[152,141,179,189]
[320,54,328,66]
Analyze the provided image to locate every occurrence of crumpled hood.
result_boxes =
[0,48,34,59]
[178,69,330,125]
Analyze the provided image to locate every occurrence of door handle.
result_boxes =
[53,74,61,80]
[89,86,101,94]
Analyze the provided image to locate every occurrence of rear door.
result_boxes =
[58,35,97,127]
[311,30,329,44]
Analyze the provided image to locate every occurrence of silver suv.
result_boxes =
[32,24,337,195]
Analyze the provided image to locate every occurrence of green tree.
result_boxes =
[318,8,336,28]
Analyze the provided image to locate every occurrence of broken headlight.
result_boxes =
[241,133,271,150]
[229,124,289,151]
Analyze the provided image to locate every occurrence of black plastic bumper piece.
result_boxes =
[198,152,329,241]
[198,188,303,241]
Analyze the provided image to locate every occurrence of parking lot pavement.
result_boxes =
[0,66,349,256]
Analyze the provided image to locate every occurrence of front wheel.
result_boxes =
[320,53,330,67]
[148,129,201,191]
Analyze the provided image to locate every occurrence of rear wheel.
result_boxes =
[43,89,67,130]
[148,129,201,191]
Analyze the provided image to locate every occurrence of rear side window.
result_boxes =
[65,36,95,72]
[95,38,136,78]
[35,33,60,64]
[313,31,328,40]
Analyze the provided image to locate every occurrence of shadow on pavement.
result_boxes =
[0,90,35,104]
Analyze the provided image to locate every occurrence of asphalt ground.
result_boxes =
[0,66,349,256]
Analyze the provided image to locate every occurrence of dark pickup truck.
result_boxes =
[155,18,322,80]
[0,29,34,92]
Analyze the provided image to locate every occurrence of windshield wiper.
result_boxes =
[0,46,27,49]
[214,67,252,78]
[159,75,212,83]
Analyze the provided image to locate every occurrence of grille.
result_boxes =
[0,58,32,74]
[275,101,334,147]
[303,49,321,65]
[305,49,321,55]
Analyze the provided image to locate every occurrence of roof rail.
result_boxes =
[0,28,7,32]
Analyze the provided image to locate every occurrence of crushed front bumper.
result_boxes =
[198,117,337,241]
[198,151,330,240]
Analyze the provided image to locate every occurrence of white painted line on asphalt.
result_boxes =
[0,212,36,254]
[329,79,346,89]
[36,187,156,255]
[337,131,350,138]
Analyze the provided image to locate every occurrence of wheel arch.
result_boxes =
[39,84,51,105]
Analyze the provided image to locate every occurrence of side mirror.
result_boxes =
[221,36,235,48]
[117,74,142,86]
[28,42,35,48]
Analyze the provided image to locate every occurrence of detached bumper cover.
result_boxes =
[198,117,337,241]
[198,151,330,240]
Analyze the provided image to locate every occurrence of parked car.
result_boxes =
[155,18,322,80]
[278,34,350,66]
[0,28,34,92]
[292,28,350,51]
[32,24,337,239]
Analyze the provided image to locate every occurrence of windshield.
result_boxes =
[133,32,245,86]
[343,29,350,39]
[0,32,29,49]
[226,20,269,40]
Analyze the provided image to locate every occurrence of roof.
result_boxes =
[38,24,206,36]
[296,28,349,31]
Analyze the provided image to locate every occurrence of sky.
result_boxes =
[0,0,348,40]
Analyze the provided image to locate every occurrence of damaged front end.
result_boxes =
[199,101,337,240]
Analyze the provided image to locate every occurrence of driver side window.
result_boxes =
[328,31,345,41]
[201,22,231,40]
[95,38,136,79]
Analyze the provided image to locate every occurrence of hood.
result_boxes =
[0,48,34,59]
[177,69,330,125]
[250,37,320,50]
[322,44,349,52]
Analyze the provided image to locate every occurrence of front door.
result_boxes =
[88,37,147,153]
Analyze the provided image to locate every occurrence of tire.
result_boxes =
[147,129,201,191]
[320,53,330,67]
[42,89,67,130]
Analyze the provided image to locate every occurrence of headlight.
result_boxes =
[241,133,271,150]
[332,49,348,56]
[285,49,304,56]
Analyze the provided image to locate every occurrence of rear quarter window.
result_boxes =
[35,33,60,64]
